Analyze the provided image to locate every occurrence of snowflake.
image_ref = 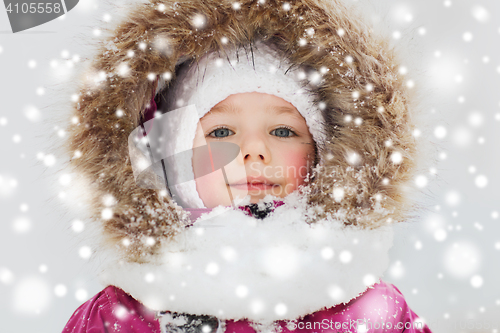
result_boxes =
[79,246,92,260]
[474,175,488,188]
[274,303,287,316]
[470,275,483,288]
[463,32,473,42]
[14,277,51,314]
[434,126,447,139]
[205,262,219,275]
[13,217,31,233]
[471,6,489,23]
[235,285,248,298]
[191,14,206,29]
[72,220,85,233]
[339,250,352,263]
[54,284,67,297]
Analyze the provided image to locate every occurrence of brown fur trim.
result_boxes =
[64,0,418,261]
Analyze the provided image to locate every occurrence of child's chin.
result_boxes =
[248,194,282,204]
[249,196,263,204]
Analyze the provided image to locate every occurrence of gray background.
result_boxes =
[1,0,499,332]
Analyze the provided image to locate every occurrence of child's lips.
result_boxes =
[229,183,279,191]
[228,177,279,191]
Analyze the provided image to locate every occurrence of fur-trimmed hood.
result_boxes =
[65,0,419,323]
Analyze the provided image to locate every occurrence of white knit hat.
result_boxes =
[153,41,325,208]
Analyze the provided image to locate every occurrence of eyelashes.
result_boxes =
[207,126,234,138]
[270,125,297,138]
[206,125,297,139]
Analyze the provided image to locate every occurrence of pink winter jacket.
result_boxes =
[62,280,432,333]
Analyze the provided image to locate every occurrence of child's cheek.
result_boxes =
[195,171,231,208]
[278,148,311,185]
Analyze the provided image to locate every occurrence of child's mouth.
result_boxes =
[229,177,279,191]
[229,183,278,191]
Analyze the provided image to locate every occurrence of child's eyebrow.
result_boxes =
[270,106,300,116]
[208,103,239,115]
[269,106,305,122]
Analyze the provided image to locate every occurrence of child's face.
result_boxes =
[192,92,315,208]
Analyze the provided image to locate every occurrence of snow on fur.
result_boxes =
[99,192,393,322]
[64,0,420,261]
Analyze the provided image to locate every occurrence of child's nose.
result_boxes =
[240,135,271,164]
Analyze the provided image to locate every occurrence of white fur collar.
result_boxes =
[98,193,393,323]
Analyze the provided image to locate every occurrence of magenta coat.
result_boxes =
[62,280,432,333]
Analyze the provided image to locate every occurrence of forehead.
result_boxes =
[205,93,304,121]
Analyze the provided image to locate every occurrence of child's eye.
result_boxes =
[208,127,234,138]
[271,126,296,138]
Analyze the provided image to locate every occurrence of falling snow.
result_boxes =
[0,0,499,331]
[470,275,483,288]
[12,217,32,233]
[13,277,51,314]
[475,175,488,188]
[443,242,481,279]
[463,32,473,42]
[78,246,92,260]
[0,267,15,285]
[471,6,490,23]
[75,289,89,302]
[54,284,68,297]
[434,126,447,139]
[0,174,18,197]
[388,261,405,279]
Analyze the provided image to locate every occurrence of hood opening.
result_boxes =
[66,0,419,263]
[132,40,325,211]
